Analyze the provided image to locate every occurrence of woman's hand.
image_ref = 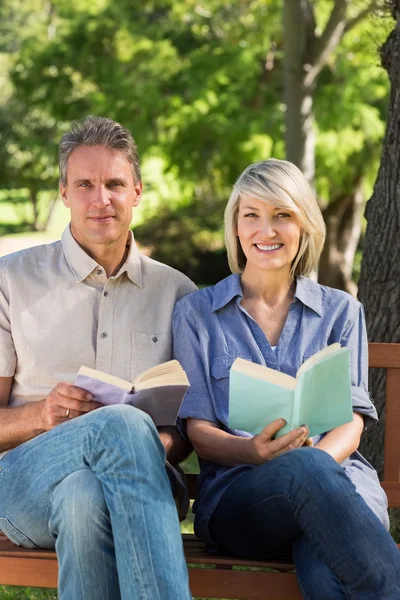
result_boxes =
[249,419,310,465]
[187,418,310,467]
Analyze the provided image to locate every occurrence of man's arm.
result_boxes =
[0,376,46,452]
[0,377,102,453]
[157,426,192,465]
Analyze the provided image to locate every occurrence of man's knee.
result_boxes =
[88,404,157,440]
[50,470,108,538]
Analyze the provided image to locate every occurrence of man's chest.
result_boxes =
[11,279,174,384]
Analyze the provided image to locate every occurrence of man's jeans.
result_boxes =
[0,405,191,600]
[209,447,400,600]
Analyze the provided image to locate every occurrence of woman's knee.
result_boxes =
[255,447,346,497]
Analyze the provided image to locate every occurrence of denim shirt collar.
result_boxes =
[211,273,323,317]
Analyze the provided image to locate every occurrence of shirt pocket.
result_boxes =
[300,346,325,368]
[130,331,172,380]
[210,354,253,427]
[210,354,253,379]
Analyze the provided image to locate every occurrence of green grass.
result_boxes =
[0,588,57,599]
[0,190,69,240]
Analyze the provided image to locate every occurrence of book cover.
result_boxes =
[228,345,353,437]
[74,360,189,427]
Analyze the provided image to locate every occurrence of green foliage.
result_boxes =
[0,0,391,273]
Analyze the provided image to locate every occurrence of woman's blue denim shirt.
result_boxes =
[173,274,389,545]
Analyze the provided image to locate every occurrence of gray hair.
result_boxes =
[224,159,326,277]
[59,116,141,185]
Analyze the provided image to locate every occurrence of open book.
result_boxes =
[75,360,189,427]
[228,344,353,438]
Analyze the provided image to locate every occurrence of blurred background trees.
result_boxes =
[0,0,392,286]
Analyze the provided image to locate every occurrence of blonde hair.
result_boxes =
[224,159,326,277]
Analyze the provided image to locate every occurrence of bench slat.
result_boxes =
[187,568,302,600]
[0,342,399,598]
[384,368,400,486]
[368,343,400,368]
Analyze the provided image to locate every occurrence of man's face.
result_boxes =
[60,144,142,253]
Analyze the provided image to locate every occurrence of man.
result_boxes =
[0,116,196,599]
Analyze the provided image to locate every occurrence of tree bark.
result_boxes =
[283,0,317,184]
[282,1,374,290]
[282,0,356,186]
[319,177,364,296]
[358,1,400,478]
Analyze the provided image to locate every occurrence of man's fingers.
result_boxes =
[63,402,102,421]
[55,382,94,402]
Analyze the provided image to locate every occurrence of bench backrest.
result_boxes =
[186,342,400,507]
[369,342,400,507]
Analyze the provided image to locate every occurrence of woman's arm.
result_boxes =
[188,418,309,466]
[314,412,364,463]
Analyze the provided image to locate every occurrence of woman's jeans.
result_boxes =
[209,447,400,600]
[0,405,191,600]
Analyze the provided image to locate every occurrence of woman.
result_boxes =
[173,159,400,599]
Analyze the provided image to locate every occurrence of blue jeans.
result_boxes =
[0,405,191,600]
[209,447,400,600]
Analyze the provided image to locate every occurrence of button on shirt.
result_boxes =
[172,274,389,545]
[0,225,196,410]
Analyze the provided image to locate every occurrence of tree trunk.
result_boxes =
[282,1,374,291]
[42,195,58,231]
[283,0,316,184]
[29,188,40,231]
[319,177,364,296]
[358,2,400,481]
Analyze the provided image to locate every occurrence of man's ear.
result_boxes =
[60,181,69,208]
[132,181,143,208]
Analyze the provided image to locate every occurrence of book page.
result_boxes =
[133,360,188,389]
[295,343,342,380]
[232,357,296,390]
[295,348,353,437]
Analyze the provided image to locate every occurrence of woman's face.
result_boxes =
[237,196,302,276]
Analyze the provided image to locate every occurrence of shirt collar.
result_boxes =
[293,276,323,316]
[61,225,143,287]
[211,273,323,316]
[211,274,243,312]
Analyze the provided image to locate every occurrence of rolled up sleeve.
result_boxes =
[340,304,378,429]
[172,300,218,426]
[0,272,17,377]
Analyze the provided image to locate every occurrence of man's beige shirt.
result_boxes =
[0,225,196,407]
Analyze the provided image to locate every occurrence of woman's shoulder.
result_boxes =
[174,274,238,317]
[297,277,363,318]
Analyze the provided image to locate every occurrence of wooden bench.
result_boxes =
[0,342,399,599]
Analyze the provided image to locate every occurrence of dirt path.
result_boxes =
[0,235,57,257]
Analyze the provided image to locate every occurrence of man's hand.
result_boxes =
[249,419,309,465]
[40,382,103,431]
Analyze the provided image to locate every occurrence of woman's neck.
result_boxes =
[240,266,295,307]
